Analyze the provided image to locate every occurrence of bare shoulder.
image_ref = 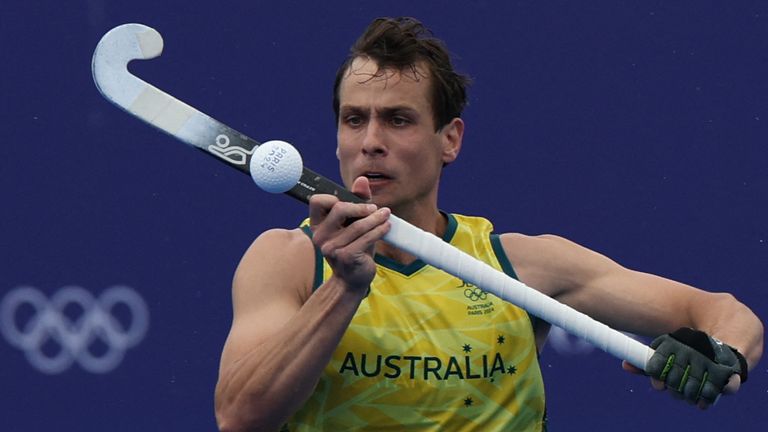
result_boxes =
[497,232,618,297]
[234,228,317,307]
[220,228,316,375]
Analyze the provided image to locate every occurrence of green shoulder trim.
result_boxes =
[443,211,459,242]
[490,233,519,280]
[300,226,324,291]
[490,233,544,343]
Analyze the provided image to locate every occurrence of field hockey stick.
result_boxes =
[92,23,654,371]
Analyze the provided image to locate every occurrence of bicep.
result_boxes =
[219,229,315,371]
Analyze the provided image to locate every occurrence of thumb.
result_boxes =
[621,360,644,375]
[351,176,373,202]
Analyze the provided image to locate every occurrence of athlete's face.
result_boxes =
[336,57,463,212]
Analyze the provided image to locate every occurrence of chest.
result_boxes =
[338,266,535,377]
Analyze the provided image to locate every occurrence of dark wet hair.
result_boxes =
[333,17,471,131]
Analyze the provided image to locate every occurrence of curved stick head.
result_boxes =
[92,23,163,108]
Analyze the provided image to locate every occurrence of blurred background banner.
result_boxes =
[1,1,765,430]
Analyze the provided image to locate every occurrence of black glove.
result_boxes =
[646,327,748,405]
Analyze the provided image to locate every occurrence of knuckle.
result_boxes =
[331,200,351,212]
[310,193,337,205]
[320,242,337,259]
[311,229,329,246]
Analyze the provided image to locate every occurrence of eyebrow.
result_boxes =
[340,105,420,117]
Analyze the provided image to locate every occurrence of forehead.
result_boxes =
[338,57,432,110]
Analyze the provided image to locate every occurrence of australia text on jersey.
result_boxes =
[338,351,518,381]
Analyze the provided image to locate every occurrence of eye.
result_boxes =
[343,114,364,128]
[390,116,411,127]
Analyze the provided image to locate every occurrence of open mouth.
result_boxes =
[364,172,392,181]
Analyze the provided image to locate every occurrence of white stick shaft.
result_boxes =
[384,215,654,371]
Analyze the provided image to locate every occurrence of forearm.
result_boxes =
[216,277,365,431]
[589,269,764,370]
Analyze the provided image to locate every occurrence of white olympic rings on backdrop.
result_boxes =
[1,286,149,374]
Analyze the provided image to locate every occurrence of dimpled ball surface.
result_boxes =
[249,140,304,193]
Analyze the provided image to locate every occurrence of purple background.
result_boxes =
[1,1,766,430]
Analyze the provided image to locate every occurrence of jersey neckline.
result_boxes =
[373,212,458,276]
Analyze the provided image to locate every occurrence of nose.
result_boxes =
[361,120,387,157]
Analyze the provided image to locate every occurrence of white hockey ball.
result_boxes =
[250,140,303,193]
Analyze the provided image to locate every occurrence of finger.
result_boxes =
[650,377,666,391]
[621,360,644,375]
[351,176,372,201]
[698,380,723,405]
[334,208,392,256]
[313,177,372,230]
[320,208,391,258]
[723,373,741,394]
[310,199,377,232]
[329,202,379,230]
[662,362,686,392]
[682,375,704,403]
[309,194,339,226]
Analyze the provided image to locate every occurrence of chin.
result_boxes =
[369,193,393,208]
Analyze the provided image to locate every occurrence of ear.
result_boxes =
[440,117,464,165]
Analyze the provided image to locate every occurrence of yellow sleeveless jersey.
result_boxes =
[287,213,546,431]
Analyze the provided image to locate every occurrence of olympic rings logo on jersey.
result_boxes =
[0,286,149,374]
[463,287,488,302]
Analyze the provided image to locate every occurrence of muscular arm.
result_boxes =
[215,177,390,431]
[214,229,367,431]
[502,233,763,370]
